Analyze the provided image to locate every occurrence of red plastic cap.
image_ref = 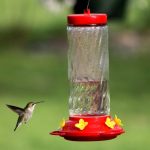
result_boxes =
[67,9,107,26]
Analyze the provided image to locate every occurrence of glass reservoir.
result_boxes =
[68,25,109,116]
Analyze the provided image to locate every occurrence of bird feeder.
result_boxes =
[50,9,124,141]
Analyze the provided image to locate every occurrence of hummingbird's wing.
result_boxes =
[14,115,24,131]
[6,105,24,116]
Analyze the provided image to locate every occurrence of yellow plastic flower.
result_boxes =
[105,117,116,129]
[114,115,123,126]
[60,118,66,128]
[75,119,88,130]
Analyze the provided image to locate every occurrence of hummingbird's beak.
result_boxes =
[34,101,44,104]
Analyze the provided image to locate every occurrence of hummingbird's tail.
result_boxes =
[14,116,23,131]
[14,125,18,131]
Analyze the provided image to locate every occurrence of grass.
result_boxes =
[0,49,150,150]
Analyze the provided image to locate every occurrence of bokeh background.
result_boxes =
[0,0,150,150]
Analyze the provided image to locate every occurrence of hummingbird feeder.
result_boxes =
[50,9,124,141]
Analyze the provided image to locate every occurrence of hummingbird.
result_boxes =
[6,101,44,131]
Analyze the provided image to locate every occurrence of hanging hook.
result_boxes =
[86,0,91,10]
[84,0,91,14]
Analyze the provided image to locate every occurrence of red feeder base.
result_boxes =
[50,115,124,141]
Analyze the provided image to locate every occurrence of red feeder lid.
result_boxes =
[67,9,107,26]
